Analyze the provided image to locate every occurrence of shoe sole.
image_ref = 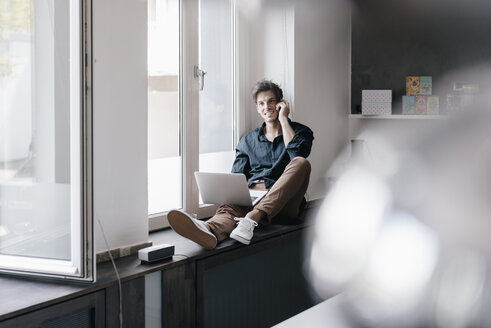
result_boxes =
[229,231,251,245]
[168,210,217,250]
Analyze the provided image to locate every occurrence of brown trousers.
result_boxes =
[206,157,311,242]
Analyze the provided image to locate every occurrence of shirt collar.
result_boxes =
[258,119,292,141]
[258,123,268,141]
[258,122,267,136]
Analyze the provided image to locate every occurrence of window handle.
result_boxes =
[194,66,207,91]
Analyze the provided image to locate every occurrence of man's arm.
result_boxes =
[285,124,314,159]
[231,140,251,177]
[276,100,314,159]
[277,99,295,146]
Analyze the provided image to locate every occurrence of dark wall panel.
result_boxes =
[351,0,491,113]
[161,262,196,328]
[198,233,315,328]
[105,278,145,328]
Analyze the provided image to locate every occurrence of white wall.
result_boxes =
[91,0,350,251]
[238,0,351,200]
[93,0,149,253]
[294,0,351,200]
[348,112,449,164]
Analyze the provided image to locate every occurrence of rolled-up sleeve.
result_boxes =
[286,125,314,159]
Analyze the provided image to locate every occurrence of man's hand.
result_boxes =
[276,99,295,146]
[276,99,290,121]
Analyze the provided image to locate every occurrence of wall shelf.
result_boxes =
[349,114,446,120]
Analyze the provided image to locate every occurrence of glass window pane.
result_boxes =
[148,0,182,215]
[199,0,235,175]
[0,0,78,262]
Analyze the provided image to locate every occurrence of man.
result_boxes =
[168,80,314,249]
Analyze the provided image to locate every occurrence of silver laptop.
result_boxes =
[194,172,267,207]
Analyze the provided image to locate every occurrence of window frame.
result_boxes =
[0,0,94,282]
[149,0,238,231]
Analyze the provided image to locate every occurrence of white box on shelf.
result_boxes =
[361,102,392,115]
[362,90,392,103]
[361,90,392,115]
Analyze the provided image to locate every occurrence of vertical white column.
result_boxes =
[69,0,83,273]
[34,0,55,184]
[54,0,71,184]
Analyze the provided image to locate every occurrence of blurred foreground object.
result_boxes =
[308,68,491,327]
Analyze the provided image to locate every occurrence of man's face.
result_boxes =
[256,90,278,123]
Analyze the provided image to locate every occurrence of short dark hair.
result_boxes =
[252,80,283,103]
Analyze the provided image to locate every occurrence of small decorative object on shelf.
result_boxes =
[402,96,415,114]
[403,76,438,115]
[361,90,392,115]
[420,76,433,95]
[427,96,439,115]
[406,76,421,95]
[453,82,479,94]
[446,82,479,114]
[415,95,428,115]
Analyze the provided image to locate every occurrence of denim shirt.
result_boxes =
[231,120,314,189]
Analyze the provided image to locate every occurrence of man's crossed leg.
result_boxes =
[168,157,311,249]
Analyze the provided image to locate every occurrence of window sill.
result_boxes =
[0,204,318,321]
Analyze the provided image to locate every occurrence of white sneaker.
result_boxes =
[230,217,258,245]
[168,209,217,249]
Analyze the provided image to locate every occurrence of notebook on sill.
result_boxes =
[194,172,267,207]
